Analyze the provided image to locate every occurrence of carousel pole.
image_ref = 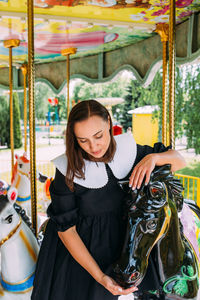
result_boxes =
[169,0,176,148]
[3,39,20,176]
[61,48,77,118]
[21,64,28,153]
[27,0,37,235]
[155,24,169,146]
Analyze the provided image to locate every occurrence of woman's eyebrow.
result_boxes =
[76,130,103,140]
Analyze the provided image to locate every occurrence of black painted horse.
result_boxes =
[113,165,200,299]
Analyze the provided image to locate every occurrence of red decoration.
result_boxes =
[113,125,122,136]
[48,98,59,106]
[10,191,16,201]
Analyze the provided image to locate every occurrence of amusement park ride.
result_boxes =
[0,0,200,299]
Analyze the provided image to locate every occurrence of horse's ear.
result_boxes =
[118,180,130,193]
[7,187,18,204]
[23,152,27,158]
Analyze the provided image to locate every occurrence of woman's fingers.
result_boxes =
[102,275,138,296]
[129,154,156,189]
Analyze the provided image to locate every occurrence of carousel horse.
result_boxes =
[11,153,33,217]
[113,165,200,299]
[0,179,39,300]
[11,153,50,227]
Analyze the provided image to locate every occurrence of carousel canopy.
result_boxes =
[0,0,199,89]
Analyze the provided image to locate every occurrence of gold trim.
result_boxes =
[169,0,176,148]
[61,47,77,119]
[15,174,21,189]
[155,24,169,146]
[1,271,34,285]
[0,218,22,247]
[155,24,169,42]
[21,64,28,153]
[19,230,37,262]
[28,0,38,236]
[0,286,4,296]
[18,169,30,178]
[3,39,20,48]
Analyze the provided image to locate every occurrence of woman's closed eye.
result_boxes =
[79,139,87,144]
[95,134,103,139]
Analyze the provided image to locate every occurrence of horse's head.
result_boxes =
[11,152,47,184]
[0,180,20,245]
[11,153,30,183]
[113,165,182,288]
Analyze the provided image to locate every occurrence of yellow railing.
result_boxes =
[175,173,200,207]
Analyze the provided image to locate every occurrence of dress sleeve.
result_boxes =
[47,168,78,232]
[133,142,172,167]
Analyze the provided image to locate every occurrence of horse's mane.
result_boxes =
[11,155,30,184]
[11,161,18,184]
[151,165,184,212]
[20,156,29,163]
[13,203,34,234]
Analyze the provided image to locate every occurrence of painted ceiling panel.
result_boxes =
[0,0,199,65]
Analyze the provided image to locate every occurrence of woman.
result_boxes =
[31,100,186,300]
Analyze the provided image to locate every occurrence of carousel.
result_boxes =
[0,0,200,299]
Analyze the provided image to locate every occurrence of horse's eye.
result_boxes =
[146,219,157,232]
[5,214,13,224]
[19,164,23,168]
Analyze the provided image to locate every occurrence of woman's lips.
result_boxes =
[92,150,102,156]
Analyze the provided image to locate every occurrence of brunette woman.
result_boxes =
[31,100,186,300]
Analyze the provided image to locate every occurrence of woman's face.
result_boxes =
[74,115,111,159]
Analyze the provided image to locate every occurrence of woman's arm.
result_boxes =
[58,227,138,296]
[129,149,186,190]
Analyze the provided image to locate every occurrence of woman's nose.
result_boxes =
[89,140,97,151]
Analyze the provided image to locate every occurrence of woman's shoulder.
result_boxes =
[51,153,67,177]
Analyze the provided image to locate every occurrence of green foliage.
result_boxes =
[7,93,22,148]
[178,160,200,178]
[0,95,9,146]
[183,66,200,154]
[57,94,67,121]
[35,84,50,122]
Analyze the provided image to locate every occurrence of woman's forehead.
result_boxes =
[74,116,108,138]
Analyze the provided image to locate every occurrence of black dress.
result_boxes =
[31,143,170,300]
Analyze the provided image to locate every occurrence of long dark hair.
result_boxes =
[65,100,116,191]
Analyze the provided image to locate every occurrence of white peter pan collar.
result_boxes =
[52,133,137,189]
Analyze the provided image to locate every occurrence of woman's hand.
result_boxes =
[129,153,157,190]
[99,274,138,296]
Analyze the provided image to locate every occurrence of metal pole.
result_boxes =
[3,39,20,176]
[9,47,14,174]
[21,64,28,153]
[27,0,37,235]
[169,0,176,148]
[155,24,169,146]
[61,48,77,119]
[67,54,70,118]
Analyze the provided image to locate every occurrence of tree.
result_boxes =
[7,92,22,148]
[0,95,9,146]
[183,65,200,154]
